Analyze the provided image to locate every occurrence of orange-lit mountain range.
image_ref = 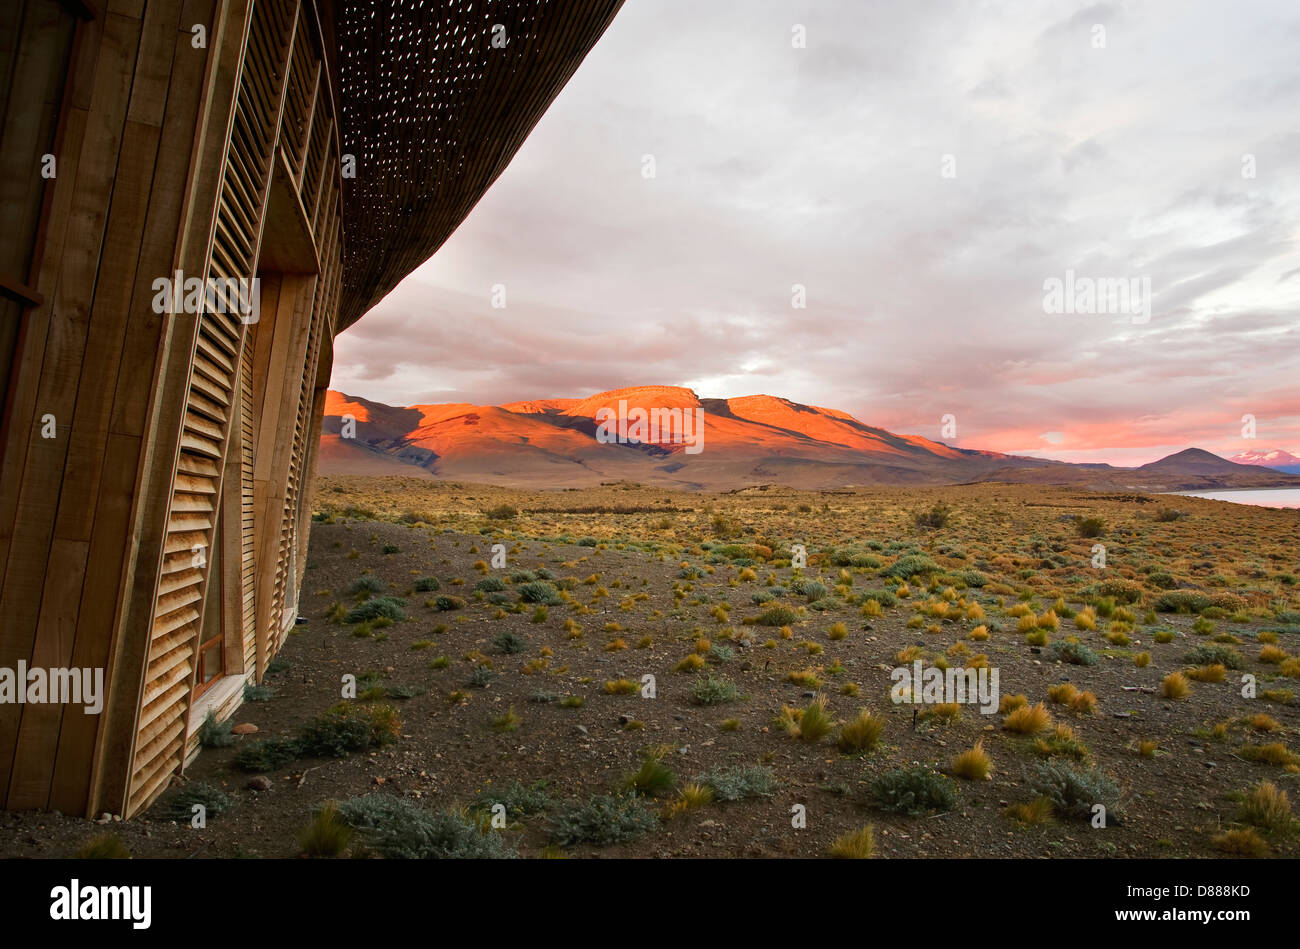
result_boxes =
[319,387,1300,491]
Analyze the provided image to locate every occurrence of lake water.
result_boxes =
[1169,488,1300,509]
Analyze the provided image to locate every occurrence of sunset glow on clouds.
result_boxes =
[332,0,1300,467]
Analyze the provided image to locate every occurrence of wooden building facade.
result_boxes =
[0,0,622,818]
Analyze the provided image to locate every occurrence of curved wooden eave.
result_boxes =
[333,0,625,332]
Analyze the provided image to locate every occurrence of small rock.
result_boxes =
[231,723,258,735]
[572,725,589,736]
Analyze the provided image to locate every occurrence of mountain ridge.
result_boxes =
[318,388,1300,492]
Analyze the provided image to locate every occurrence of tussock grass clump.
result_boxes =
[622,754,676,797]
[999,693,1028,714]
[548,793,658,847]
[871,767,957,816]
[1034,724,1089,761]
[1003,702,1052,735]
[1186,663,1225,683]
[756,605,800,627]
[1137,740,1159,758]
[950,741,992,780]
[603,678,639,695]
[1212,828,1268,857]
[1047,683,1079,705]
[300,803,354,857]
[75,834,131,859]
[1003,797,1053,824]
[676,653,706,672]
[778,695,833,741]
[1238,742,1300,768]
[696,764,777,802]
[828,825,875,858]
[1237,781,1293,834]
[836,710,884,754]
[1159,671,1191,699]
[786,668,822,689]
[919,702,961,723]
[1259,645,1290,664]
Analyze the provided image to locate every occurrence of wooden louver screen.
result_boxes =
[127,0,294,814]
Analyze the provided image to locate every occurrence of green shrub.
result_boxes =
[346,576,384,598]
[1154,591,1211,614]
[517,581,562,605]
[691,675,740,706]
[233,736,300,773]
[1074,516,1106,538]
[1097,578,1143,604]
[470,780,552,819]
[157,782,234,821]
[882,554,940,580]
[337,795,517,858]
[548,793,658,846]
[871,768,957,816]
[914,502,953,529]
[243,683,275,702]
[197,712,235,748]
[413,576,441,592]
[1050,641,1099,666]
[432,594,466,611]
[345,595,407,624]
[296,703,400,757]
[474,576,506,593]
[1027,761,1123,822]
[1184,644,1244,670]
[493,630,527,654]
[696,764,778,802]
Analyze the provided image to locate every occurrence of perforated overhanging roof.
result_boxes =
[333,0,624,331]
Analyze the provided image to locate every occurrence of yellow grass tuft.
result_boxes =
[828,825,875,858]
[999,693,1028,714]
[950,740,993,780]
[1003,796,1053,824]
[1160,671,1191,699]
[836,709,884,754]
[1003,701,1051,735]
[1211,828,1268,857]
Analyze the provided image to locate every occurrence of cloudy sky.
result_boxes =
[331,0,1300,466]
